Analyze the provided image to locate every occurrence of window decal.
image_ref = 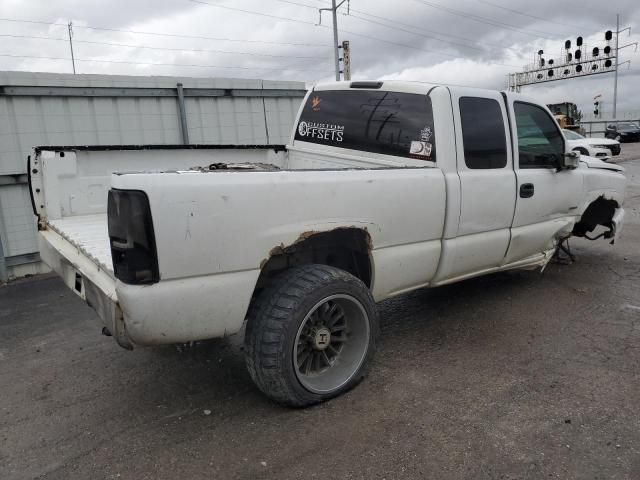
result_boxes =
[294,90,436,161]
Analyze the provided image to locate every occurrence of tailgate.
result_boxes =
[38,227,132,349]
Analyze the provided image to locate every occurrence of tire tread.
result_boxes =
[244,264,378,407]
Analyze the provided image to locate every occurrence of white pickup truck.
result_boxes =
[30,81,626,406]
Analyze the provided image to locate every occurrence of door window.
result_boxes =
[514,102,565,169]
[459,97,507,169]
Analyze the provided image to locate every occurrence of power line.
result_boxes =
[188,0,318,25]
[278,0,491,51]
[341,11,524,66]
[0,33,67,41]
[194,0,519,67]
[276,0,485,52]
[0,17,332,47]
[410,0,561,39]
[0,10,519,69]
[302,0,556,53]
[307,0,559,38]
[476,0,591,31]
[0,33,330,59]
[348,12,484,53]
[190,0,451,58]
[337,5,537,55]
[77,40,329,59]
[274,0,522,67]
[0,53,333,72]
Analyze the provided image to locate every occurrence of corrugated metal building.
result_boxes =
[0,71,306,281]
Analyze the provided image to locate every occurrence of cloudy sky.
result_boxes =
[1,0,639,117]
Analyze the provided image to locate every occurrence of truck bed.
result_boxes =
[48,214,112,275]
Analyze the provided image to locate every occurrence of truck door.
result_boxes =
[503,97,583,263]
[433,89,516,281]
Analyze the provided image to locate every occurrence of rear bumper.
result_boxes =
[39,228,258,348]
[116,269,259,345]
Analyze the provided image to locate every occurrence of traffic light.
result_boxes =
[594,101,599,116]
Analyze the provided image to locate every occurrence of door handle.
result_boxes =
[519,183,534,198]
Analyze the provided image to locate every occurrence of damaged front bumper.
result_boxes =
[611,207,625,244]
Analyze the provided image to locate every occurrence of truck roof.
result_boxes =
[313,80,507,97]
[311,80,546,115]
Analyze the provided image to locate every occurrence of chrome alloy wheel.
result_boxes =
[293,294,370,394]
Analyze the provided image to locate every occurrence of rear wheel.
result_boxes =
[244,264,378,407]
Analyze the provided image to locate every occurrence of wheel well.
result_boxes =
[573,196,618,237]
[573,147,589,155]
[256,228,372,290]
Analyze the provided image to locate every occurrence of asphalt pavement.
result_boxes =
[1,153,639,480]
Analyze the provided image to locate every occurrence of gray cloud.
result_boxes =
[0,0,639,116]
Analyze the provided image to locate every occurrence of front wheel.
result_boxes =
[574,147,589,156]
[244,265,379,407]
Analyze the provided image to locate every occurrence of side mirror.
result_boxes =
[561,150,579,169]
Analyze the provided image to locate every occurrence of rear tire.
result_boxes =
[244,264,378,407]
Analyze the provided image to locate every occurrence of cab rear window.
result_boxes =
[294,90,436,161]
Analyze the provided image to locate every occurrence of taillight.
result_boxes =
[108,189,159,284]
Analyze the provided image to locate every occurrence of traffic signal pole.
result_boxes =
[612,14,638,118]
[613,14,619,119]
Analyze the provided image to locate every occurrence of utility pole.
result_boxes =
[318,0,349,81]
[67,21,76,74]
[331,0,340,81]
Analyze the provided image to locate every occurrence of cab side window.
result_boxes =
[459,97,507,169]
[514,102,565,169]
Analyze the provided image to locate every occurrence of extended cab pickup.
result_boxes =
[30,81,627,406]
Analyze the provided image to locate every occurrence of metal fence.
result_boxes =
[581,118,640,137]
[0,71,306,281]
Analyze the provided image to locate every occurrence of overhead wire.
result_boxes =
[409,0,562,38]
[336,6,540,55]
[476,0,592,31]
[193,0,518,67]
[306,0,558,39]
[0,15,333,79]
[0,33,330,59]
[2,0,549,78]
[275,0,486,52]
[0,53,334,72]
[0,17,332,47]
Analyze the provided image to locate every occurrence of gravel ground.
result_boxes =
[609,141,640,164]
[1,158,639,480]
